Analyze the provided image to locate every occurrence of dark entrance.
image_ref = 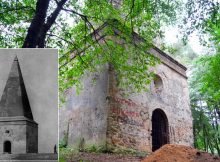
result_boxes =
[152,109,169,151]
[3,141,11,154]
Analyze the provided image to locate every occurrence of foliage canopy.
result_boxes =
[0,0,182,94]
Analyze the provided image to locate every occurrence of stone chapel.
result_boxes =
[59,20,194,152]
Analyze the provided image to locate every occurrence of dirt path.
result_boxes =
[64,144,220,162]
[67,152,144,162]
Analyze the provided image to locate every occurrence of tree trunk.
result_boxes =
[23,0,68,48]
[22,0,50,48]
[37,0,68,47]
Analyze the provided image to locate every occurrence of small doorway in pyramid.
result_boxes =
[0,56,38,154]
[3,141,11,154]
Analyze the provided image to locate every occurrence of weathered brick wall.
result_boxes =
[106,62,194,152]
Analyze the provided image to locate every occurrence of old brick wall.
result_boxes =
[106,62,194,152]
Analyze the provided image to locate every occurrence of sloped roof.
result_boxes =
[90,19,187,77]
[0,56,33,119]
[63,19,187,78]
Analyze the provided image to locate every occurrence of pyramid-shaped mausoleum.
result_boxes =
[0,56,38,154]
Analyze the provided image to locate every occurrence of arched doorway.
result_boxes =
[152,109,169,151]
[3,141,11,154]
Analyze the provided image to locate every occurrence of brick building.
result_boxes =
[59,21,194,152]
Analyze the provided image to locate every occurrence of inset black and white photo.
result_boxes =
[0,49,58,161]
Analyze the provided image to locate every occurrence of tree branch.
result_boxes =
[37,0,69,47]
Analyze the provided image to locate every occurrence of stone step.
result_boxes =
[0,153,58,161]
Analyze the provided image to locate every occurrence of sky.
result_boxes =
[163,23,217,56]
[164,27,207,55]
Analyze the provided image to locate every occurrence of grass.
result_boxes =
[59,144,148,161]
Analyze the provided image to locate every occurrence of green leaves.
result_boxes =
[0,0,179,95]
[181,0,220,45]
[189,51,220,154]
[0,0,35,48]
[58,0,178,94]
[188,10,220,152]
[200,54,220,100]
